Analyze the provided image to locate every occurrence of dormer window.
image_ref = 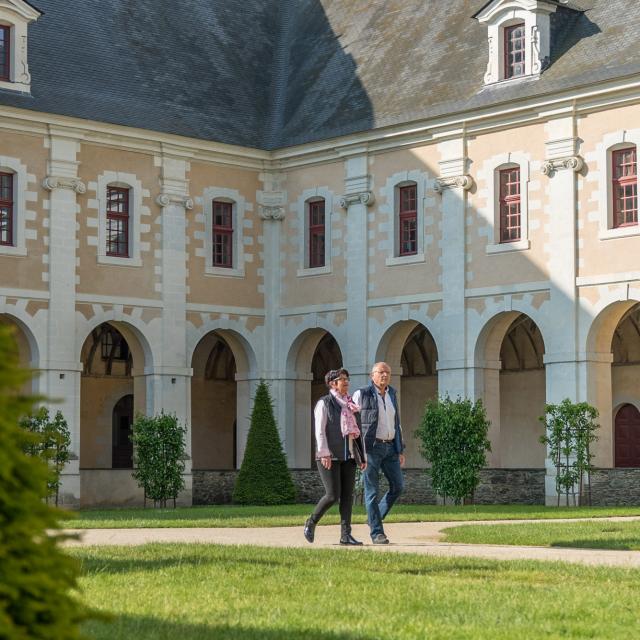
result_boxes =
[473,0,581,85]
[0,0,42,93]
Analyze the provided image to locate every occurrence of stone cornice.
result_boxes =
[156,193,194,210]
[339,191,375,208]
[42,175,86,194]
[258,205,285,220]
[434,175,474,192]
[541,155,584,176]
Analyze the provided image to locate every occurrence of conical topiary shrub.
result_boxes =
[0,325,92,638]
[233,380,296,505]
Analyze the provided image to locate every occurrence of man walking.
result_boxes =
[352,362,405,544]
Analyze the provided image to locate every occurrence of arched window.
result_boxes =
[503,23,525,79]
[398,183,417,256]
[106,185,130,257]
[212,199,233,268]
[308,198,325,268]
[0,171,14,246]
[612,146,637,228]
[499,166,521,242]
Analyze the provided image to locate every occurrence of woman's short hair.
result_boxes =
[325,368,349,387]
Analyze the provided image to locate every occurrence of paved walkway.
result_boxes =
[64,517,640,568]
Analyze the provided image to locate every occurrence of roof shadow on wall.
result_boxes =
[267,0,374,150]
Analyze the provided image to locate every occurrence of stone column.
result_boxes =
[434,139,474,400]
[154,153,193,503]
[340,153,375,392]
[41,131,85,506]
[540,118,584,504]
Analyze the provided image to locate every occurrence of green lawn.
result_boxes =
[62,503,640,529]
[74,543,640,639]
[443,519,640,550]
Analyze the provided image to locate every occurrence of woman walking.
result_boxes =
[304,368,367,545]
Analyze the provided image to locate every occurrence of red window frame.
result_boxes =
[308,199,325,268]
[499,167,521,243]
[504,23,525,79]
[0,171,13,246]
[398,184,417,256]
[612,147,638,228]
[0,25,10,82]
[212,200,233,268]
[106,186,130,257]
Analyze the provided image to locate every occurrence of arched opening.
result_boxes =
[614,403,640,467]
[375,320,438,467]
[477,312,546,468]
[0,314,38,393]
[112,394,134,469]
[190,331,237,470]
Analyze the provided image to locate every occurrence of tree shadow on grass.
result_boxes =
[550,538,638,551]
[85,615,377,640]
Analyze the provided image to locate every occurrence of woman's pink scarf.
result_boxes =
[330,390,361,437]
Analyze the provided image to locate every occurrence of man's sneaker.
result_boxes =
[371,533,389,545]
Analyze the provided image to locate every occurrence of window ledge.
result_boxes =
[205,266,245,278]
[482,73,540,90]
[486,240,530,255]
[297,265,332,278]
[0,245,27,257]
[385,252,425,267]
[97,255,143,267]
[599,226,640,241]
[0,79,30,93]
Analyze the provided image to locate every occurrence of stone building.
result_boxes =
[1,0,639,506]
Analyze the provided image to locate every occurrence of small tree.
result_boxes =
[539,399,599,506]
[20,407,72,506]
[233,380,296,505]
[0,325,92,638]
[416,396,491,505]
[131,412,187,508]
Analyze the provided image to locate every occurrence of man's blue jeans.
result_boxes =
[363,440,404,538]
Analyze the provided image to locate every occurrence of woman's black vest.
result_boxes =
[319,394,363,461]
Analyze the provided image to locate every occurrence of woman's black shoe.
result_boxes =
[339,534,363,546]
[303,518,316,543]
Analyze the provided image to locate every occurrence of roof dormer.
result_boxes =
[0,0,42,93]
[474,0,562,85]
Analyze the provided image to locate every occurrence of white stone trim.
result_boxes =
[480,151,531,253]
[202,186,246,278]
[294,186,334,275]
[0,154,28,255]
[594,129,640,240]
[380,170,430,266]
[96,171,143,267]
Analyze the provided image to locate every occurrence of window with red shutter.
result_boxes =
[0,26,9,82]
[504,23,525,79]
[0,172,14,246]
[106,186,130,257]
[308,199,325,268]
[499,167,521,243]
[212,200,233,268]
[398,184,417,256]
[612,147,638,228]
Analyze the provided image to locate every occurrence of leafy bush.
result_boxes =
[233,380,296,505]
[0,325,91,638]
[540,399,599,506]
[416,396,491,505]
[131,413,187,507]
[20,407,72,506]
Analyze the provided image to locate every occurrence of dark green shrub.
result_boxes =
[416,396,491,505]
[20,407,72,507]
[540,399,599,506]
[0,325,91,639]
[233,380,295,505]
[131,412,187,507]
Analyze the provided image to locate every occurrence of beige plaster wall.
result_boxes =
[77,145,160,299]
[187,162,263,309]
[467,124,549,289]
[80,376,133,468]
[281,162,347,308]
[578,105,640,278]
[499,369,546,468]
[0,130,48,290]
[368,147,441,299]
[190,379,236,469]
[400,375,438,468]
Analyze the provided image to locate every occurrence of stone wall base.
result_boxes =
[587,468,640,506]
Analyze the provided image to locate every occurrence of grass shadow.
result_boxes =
[550,538,638,551]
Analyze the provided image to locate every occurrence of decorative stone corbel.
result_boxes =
[339,191,375,208]
[42,176,86,194]
[541,156,584,177]
[434,175,474,193]
[156,193,194,210]
[258,205,285,220]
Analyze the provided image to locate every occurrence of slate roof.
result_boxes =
[0,0,638,150]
